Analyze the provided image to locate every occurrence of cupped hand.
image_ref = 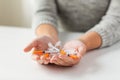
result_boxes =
[50,40,87,66]
[24,36,57,64]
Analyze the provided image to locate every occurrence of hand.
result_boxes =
[50,40,87,66]
[24,36,57,64]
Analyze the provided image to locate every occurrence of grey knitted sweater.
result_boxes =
[32,0,120,47]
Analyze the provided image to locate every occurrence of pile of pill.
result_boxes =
[32,41,78,59]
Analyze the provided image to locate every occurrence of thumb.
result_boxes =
[24,41,37,52]
[77,47,86,57]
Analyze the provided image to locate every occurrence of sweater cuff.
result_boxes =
[88,24,113,48]
[32,14,58,34]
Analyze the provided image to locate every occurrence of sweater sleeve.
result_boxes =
[32,0,58,31]
[88,0,120,47]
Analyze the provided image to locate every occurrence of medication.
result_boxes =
[60,50,66,55]
[32,50,44,55]
[69,54,78,59]
[32,41,78,59]
[43,53,50,58]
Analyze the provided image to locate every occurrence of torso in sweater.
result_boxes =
[56,0,110,32]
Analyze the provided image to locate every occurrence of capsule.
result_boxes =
[32,50,44,55]
[60,50,66,55]
[43,53,50,58]
[69,54,78,59]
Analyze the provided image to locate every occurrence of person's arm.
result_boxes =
[36,24,58,42]
[79,0,120,51]
[78,31,102,51]
[32,0,58,41]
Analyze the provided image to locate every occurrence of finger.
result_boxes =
[77,47,86,58]
[59,54,75,65]
[37,55,45,64]
[50,55,67,66]
[24,40,37,52]
[38,53,52,65]
[50,55,58,63]
[31,54,40,61]
[40,54,50,64]
[37,60,44,64]
[44,57,50,64]
[32,54,44,64]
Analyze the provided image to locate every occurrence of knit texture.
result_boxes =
[32,0,120,47]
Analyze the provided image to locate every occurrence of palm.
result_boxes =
[24,36,56,52]
[33,36,55,50]
[50,40,87,66]
[24,36,57,64]
[63,40,86,56]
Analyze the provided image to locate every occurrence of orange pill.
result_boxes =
[44,53,49,58]
[69,54,78,59]
[33,50,43,55]
[60,50,66,55]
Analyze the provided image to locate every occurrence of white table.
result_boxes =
[0,26,120,80]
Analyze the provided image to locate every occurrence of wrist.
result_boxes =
[78,31,102,51]
[72,39,87,56]
[77,38,89,51]
[36,24,59,42]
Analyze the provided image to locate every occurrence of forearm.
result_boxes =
[33,0,58,42]
[82,0,120,49]
[36,24,59,42]
[78,31,102,51]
